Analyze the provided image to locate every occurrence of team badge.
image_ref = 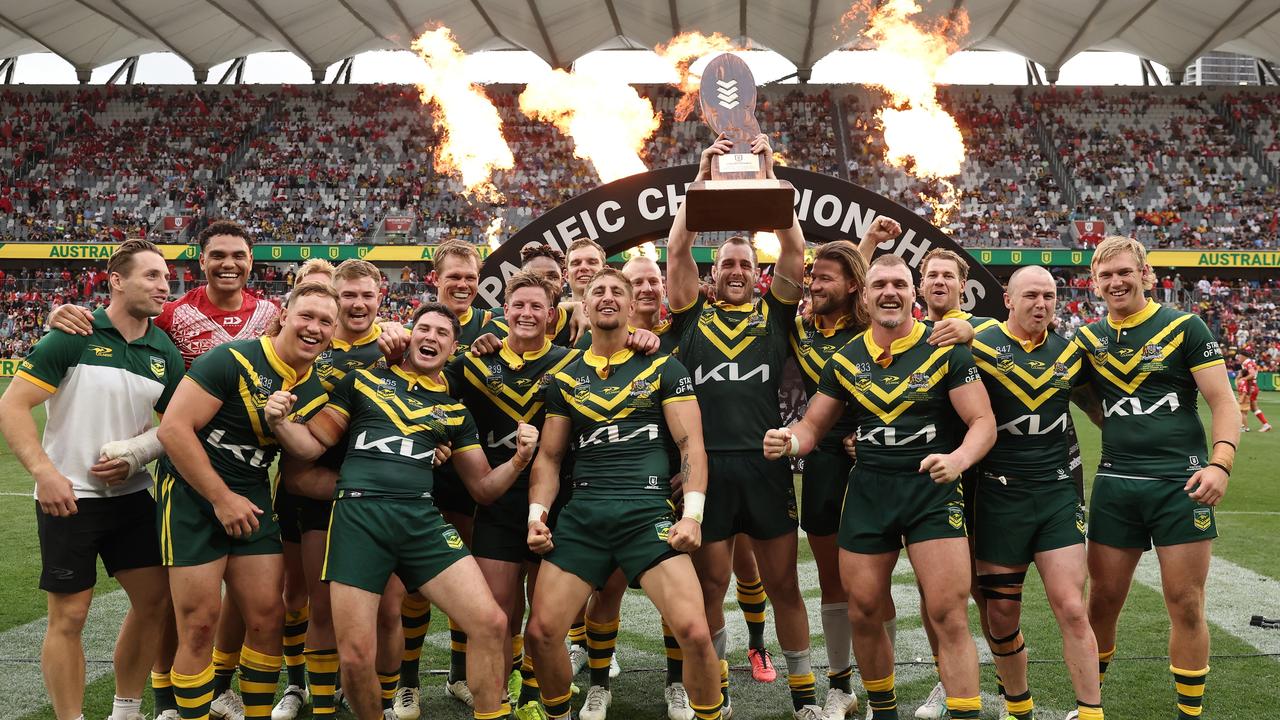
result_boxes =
[947,505,965,530]
[149,355,166,379]
[655,519,672,542]
[996,346,1014,373]
[1091,338,1109,363]
[698,308,716,325]
[1193,507,1212,532]
[442,528,464,549]
[485,366,504,393]
[377,379,397,400]
[1075,505,1087,535]
[573,377,592,402]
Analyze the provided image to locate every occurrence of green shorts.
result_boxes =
[544,496,680,589]
[322,496,469,594]
[156,472,281,567]
[972,471,1084,566]
[838,466,967,554]
[801,450,852,536]
[1088,472,1218,550]
[703,452,798,543]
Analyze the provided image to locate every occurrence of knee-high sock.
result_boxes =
[399,596,432,689]
[586,617,619,689]
[865,673,897,720]
[172,665,215,720]
[211,647,239,697]
[378,671,400,710]
[662,619,683,686]
[238,646,283,719]
[448,618,468,683]
[735,578,768,651]
[783,648,817,710]
[944,695,981,720]
[151,671,178,714]
[820,603,852,693]
[1172,665,1209,719]
[283,606,309,689]
[305,648,339,716]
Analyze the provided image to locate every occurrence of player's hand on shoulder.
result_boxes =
[929,318,974,347]
[213,492,263,537]
[667,517,702,553]
[1185,466,1228,506]
[264,391,298,425]
[34,467,78,516]
[469,332,502,356]
[567,303,589,344]
[48,304,95,336]
[627,328,661,356]
[919,453,963,483]
[527,520,554,554]
[763,427,793,460]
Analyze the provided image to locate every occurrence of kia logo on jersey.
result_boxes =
[222,316,243,326]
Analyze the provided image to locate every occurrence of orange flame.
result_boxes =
[655,32,740,121]
[411,27,514,201]
[519,69,661,183]
[484,217,503,251]
[844,0,968,222]
[751,232,781,261]
[622,241,659,261]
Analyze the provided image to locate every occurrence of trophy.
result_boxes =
[684,53,795,232]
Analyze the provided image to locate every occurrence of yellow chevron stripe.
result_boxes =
[1077,314,1193,374]
[972,337,1082,388]
[974,356,1080,411]
[837,363,949,425]
[551,357,669,412]
[353,379,461,436]
[830,345,951,405]
[1086,334,1187,394]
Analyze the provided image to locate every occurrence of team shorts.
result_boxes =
[274,487,303,543]
[36,490,163,594]
[972,471,1084,566]
[544,496,680,589]
[801,449,853,536]
[1238,384,1258,407]
[473,489,537,564]
[323,497,469,594]
[1088,472,1217,550]
[156,472,281,567]
[838,466,967,554]
[433,468,477,517]
[702,452,798,543]
[297,496,334,534]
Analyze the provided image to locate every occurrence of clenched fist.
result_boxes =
[515,423,539,464]
[264,391,297,426]
[763,427,795,460]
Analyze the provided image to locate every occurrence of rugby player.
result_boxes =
[524,268,723,720]
[154,281,338,720]
[970,266,1105,720]
[487,244,574,348]
[1235,354,1270,432]
[285,301,537,720]
[0,240,183,720]
[667,135,816,719]
[445,271,578,718]
[764,254,996,720]
[1073,236,1239,720]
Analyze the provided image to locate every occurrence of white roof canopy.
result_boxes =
[0,0,1276,82]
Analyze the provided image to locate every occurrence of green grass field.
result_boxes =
[2,378,1277,720]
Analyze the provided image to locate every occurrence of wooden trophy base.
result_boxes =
[684,178,796,232]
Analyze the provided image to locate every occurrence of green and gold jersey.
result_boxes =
[316,324,386,392]
[487,305,572,348]
[1073,301,1224,479]
[544,349,697,496]
[574,319,680,355]
[789,314,862,453]
[452,306,496,359]
[816,321,980,472]
[445,339,577,489]
[928,308,1000,333]
[324,366,482,498]
[159,337,329,491]
[671,289,798,452]
[972,324,1085,479]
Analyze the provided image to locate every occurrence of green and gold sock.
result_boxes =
[210,647,239,698]
[1172,664,1208,719]
[238,646,283,719]
[399,595,432,689]
[151,671,177,714]
[305,648,339,716]
[944,695,981,719]
[735,578,768,650]
[283,607,309,689]
[586,617,619,689]
[864,673,896,720]
[172,665,215,720]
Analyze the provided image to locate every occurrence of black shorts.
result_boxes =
[275,488,304,544]
[37,490,163,594]
[298,496,334,534]
[433,469,477,517]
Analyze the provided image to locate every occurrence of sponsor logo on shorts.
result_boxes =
[947,505,964,530]
[443,528,464,549]
[149,355,166,379]
[655,520,672,541]
[1075,505,1087,535]
[1193,507,1212,532]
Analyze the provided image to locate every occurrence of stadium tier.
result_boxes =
[3,84,1276,249]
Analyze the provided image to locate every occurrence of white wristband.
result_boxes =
[528,503,549,526]
[785,434,800,457]
[682,491,706,524]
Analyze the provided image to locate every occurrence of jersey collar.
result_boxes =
[813,313,855,338]
[1106,299,1159,332]
[940,308,972,322]
[863,320,926,368]
[457,306,474,326]
[499,337,553,370]
[330,322,382,352]
[260,336,313,389]
[392,364,447,392]
[713,300,755,312]
[999,322,1048,352]
[583,347,634,379]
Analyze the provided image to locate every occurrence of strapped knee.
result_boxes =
[977,571,1026,602]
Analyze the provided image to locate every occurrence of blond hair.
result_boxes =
[297,259,336,282]
[333,258,381,284]
[434,240,481,272]
[505,270,560,305]
[1091,235,1154,291]
[920,248,969,282]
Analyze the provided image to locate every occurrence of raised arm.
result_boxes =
[757,133,805,304]
[667,136,734,312]
[453,422,539,505]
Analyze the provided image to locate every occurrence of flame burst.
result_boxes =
[484,217,503,251]
[411,27,514,201]
[844,0,968,223]
[519,69,661,184]
[621,242,659,261]
[655,32,740,121]
[751,232,781,262]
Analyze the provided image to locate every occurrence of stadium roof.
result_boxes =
[0,0,1277,83]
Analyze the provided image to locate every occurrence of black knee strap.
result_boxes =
[988,627,1022,646]
[992,643,1026,657]
[977,571,1027,587]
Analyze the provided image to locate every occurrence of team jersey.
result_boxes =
[18,308,184,499]
[325,366,482,499]
[316,324,387,392]
[790,314,863,454]
[446,339,577,489]
[545,349,697,496]
[574,319,680,355]
[451,306,496,359]
[488,305,573,347]
[816,321,980,472]
[155,286,280,368]
[1238,358,1259,391]
[972,323,1086,479]
[932,308,1000,333]
[159,337,328,491]
[671,288,798,452]
[1073,301,1224,479]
